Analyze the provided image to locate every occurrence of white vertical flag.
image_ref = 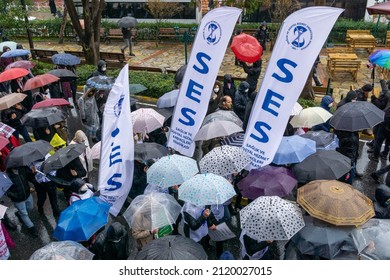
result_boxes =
[98,65,134,216]
[167,7,241,157]
[243,7,343,169]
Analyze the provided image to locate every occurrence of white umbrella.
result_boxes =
[123,192,182,231]
[131,108,165,133]
[290,107,333,128]
[29,241,94,260]
[291,102,303,116]
[194,120,243,141]
[199,145,250,176]
[0,41,17,51]
[90,141,101,160]
[240,196,305,241]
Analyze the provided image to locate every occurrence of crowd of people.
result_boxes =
[0,20,390,261]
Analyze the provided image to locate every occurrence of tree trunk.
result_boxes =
[314,0,326,5]
[58,6,68,44]
[300,68,315,100]
[64,0,105,65]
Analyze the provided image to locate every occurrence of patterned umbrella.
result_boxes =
[136,235,207,260]
[131,108,165,133]
[199,145,250,176]
[194,120,243,141]
[202,110,243,127]
[6,60,36,70]
[238,165,297,199]
[147,154,198,188]
[52,53,81,66]
[297,180,375,226]
[123,192,182,231]
[290,107,333,128]
[0,49,30,58]
[219,132,244,147]
[240,196,305,241]
[30,241,94,260]
[0,122,15,138]
[86,75,115,90]
[272,135,316,165]
[178,173,236,206]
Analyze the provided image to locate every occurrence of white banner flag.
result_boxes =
[243,7,343,169]
[98,65,134,216]
[167,7,241,157]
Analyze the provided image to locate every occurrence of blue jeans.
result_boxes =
[13,194,34,228]
[13,125,32,143]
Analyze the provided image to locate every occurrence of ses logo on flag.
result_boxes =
[203,21,222,45]
[286,23,313,50]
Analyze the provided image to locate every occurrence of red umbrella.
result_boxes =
[367,2,390,15]
[231,33,263,63]
[0,135,9,150]
[32,98,70,109]
[22,74,60,91]
[5,60,36,70]
[0,68,29,83]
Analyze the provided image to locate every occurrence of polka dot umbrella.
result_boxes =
[240,196,305,242]
[178,173,236,206]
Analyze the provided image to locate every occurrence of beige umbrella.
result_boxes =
[297,180,375,226]
[0,93,27,110]
[290,107,332,128]
[291,102,303,116]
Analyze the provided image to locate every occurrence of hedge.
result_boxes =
[5,18,390,44]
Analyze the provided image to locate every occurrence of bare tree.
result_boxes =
[147,0,184,27]
[220,0,271,14]
[64,0,105,64]
[270,0,301,23]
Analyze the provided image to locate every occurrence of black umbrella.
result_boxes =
[300,130,334,148]
[174,65,187,86]
[41,144,86,174]
[21,107,66,128]
[48,69,78,81]
[329,101,384,132]
[117,16,138,28]
[5,140,52,169]
[135,143,168,161]
[292,150,351,184]
[291,216,356,260]
[135,235,207,260]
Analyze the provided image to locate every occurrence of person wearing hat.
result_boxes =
[69,178,94,205]
[356,84,373,101]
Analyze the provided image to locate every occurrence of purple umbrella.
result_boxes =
[238,165,297,199]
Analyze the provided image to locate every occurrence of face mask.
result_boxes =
[351,99,357,102]
[101,67,106,71]
[214,87,219,93]
[245,89,249,93]
[328,102,333,108]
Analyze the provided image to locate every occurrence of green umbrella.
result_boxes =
[130,84,147,94]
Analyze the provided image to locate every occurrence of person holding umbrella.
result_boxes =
[1,103,32,142]
[240,59,262,94]
[120,27,135,57]
[0,46,12,71]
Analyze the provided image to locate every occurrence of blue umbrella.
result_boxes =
[272,135,316,165]
[157,89,179,108]
[86,75,115,90]
[1,49,31,58]
[52,53,81,66]
[53,197,110,242]
[0,172,13,198]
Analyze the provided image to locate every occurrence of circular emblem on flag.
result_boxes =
[203,21,222,45]
[114,95,124,117]
[286,23,313,50]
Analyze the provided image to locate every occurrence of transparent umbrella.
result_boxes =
[29,241,94,260]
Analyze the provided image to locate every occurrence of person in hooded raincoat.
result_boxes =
[88,60,107,79]
[233,81,250,121]
[78,88,100,143]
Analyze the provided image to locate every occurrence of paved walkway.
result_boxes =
[24,36,376,104]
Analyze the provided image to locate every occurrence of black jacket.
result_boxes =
[1,105,27,130]
[128,161,147,199]
[241,60,262,92]
[233,81,250,121]
[55,157,87,188]
[335,130,359,163]
[6,166,35,202]
[223,74,236,100]
[183,211,207,238]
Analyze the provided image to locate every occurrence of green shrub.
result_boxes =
[298,98,319,108]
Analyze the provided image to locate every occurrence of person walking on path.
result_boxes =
[6,166,38,237]
[120,27,135,57]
